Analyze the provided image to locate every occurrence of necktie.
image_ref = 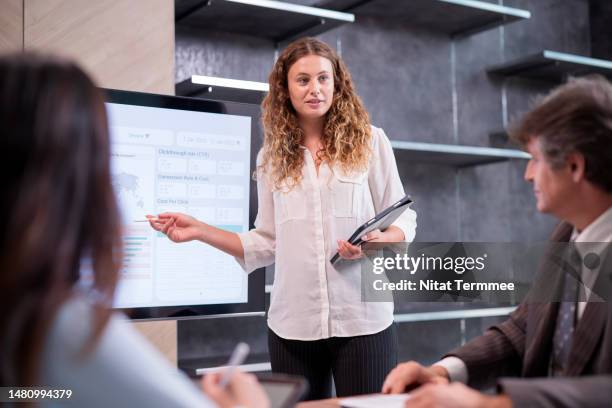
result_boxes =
[552,247,581,375]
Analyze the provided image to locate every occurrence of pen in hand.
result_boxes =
[134,215,161,222]
[219,342,250,388]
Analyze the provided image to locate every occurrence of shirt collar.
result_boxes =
[572,206,612,243]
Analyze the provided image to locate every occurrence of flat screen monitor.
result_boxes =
[103,89,265,320]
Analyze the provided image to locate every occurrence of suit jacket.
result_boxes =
[446,223,612,407]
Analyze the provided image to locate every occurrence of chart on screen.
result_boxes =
[106,102,251,309]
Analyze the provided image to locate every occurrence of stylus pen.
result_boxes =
[219,342,250,388]
[133,217,161,223]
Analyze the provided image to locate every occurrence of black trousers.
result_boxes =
[268,324,398,401]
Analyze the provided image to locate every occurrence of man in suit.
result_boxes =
[382,75,612,407]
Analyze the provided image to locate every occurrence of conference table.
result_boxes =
[296,393,408,407]
[297,399,339,408]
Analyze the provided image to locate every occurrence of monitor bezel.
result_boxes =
[104,88,265,320]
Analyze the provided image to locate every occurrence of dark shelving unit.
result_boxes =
[320,0,530,37]
[390,140,530,167]
[176,75,269,104]
[175,0,355,42]
[179,353,272,376]
[487,50,612,82]
[178,306,516,376]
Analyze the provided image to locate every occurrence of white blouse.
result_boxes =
[236,126,417,340]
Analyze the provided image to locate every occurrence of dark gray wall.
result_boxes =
[589,0,612,60]
[174,0,590,374]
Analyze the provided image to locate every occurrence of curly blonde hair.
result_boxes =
[260,37,372,190]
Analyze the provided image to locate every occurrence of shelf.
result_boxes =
[268,285,515,322]
[321,0,530,37]
[487,50,612,83]
[393,306,516,323]
[390,140,530,167]
[179,308,514,376]
[179,353,272,376]
[175,0,355,42]
[173,81,529,167]
[239,287,517,322]
[176,75,269,104]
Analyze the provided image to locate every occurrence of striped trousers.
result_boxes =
[268,324,398,401]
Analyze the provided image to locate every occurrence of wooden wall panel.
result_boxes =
[133,320,178,366]
[21,0,177,363]
[24,0,174,94]
[0,0,24,53]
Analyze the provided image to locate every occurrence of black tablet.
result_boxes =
[330,195,413,265]
[256,373,308,408]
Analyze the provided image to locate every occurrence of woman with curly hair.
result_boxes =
[150,37,417,400]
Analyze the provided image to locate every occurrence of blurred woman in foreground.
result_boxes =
[0,53,268,408]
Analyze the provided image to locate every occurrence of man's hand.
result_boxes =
[408,383,512,408]
[382,361,449,394]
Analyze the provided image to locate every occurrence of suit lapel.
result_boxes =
[523,223,573,376]
[566,303,606,375]
[566,244,612,375]
[523,302,558,376]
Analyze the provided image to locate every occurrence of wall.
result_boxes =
[1,0,178,365]
[23,0,175,94]
[0,0,23,52]
[590,0,612,60]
